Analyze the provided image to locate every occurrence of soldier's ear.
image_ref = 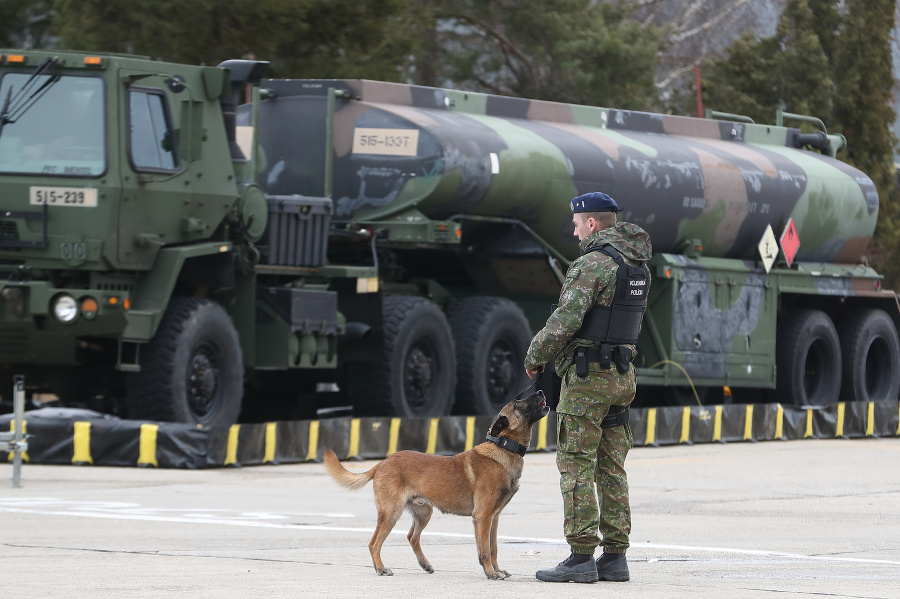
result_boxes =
[489,415,509,437]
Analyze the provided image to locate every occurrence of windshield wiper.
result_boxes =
[0,57,61,137]
[0,83,12,135]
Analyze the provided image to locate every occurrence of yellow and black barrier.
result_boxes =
[1,401,898,469]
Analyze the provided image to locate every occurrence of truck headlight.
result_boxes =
[52,294,78,323]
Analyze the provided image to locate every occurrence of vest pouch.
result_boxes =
[606,304,644,344]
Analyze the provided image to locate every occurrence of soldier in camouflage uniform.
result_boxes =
[526,191,652,584]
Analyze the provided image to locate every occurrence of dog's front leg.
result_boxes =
[489,512,510,578]
[473,510,505,579]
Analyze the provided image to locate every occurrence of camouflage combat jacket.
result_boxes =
[524,222,653,377]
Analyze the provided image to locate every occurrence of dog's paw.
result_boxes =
[485,571,507,580]
[419,561,434,574]
[375,568,393,576]
[498,570,511,579]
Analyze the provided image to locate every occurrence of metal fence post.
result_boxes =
[11,375,25,487]
[1,375,29,488]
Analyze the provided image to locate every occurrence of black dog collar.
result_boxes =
[486,434,527,456]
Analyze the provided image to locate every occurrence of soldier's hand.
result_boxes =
[525,366,544,379]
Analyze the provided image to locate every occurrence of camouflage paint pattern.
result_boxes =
[2,50,894,416]
[253,78,878,265]
[642,254,898,386]
[250,80,894,394]
[250,77,898,398]
[664,255,771,381]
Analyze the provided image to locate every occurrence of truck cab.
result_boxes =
[0,50,276,425]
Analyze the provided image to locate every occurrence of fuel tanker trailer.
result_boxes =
[245,78,900,412]
[1,48,897,427]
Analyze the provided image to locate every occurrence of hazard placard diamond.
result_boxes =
[780,218,800,268]
[758,225,778,273]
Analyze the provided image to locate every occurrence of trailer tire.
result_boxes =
[838,309,900,403]
[349,296,456,418]
[127,297,243,427]
[448,297,532,415]
[776,309,841,406]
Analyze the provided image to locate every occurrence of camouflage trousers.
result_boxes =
[555,364,635,555]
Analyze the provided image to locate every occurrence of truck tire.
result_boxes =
[776,309,841,406]
[838,309,900,402]
[127,297,243,427]
[447,297,532,415]
[349,296,456,418]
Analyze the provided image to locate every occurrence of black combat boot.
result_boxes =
[595,552,629,581]
[535,552,599,583]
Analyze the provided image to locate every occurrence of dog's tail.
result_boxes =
[323,449,377,491]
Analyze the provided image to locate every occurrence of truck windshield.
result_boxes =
[0,74,105,177]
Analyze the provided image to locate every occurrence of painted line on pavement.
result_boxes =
[2,504,898,567]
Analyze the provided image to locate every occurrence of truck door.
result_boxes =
[116,72,192,268]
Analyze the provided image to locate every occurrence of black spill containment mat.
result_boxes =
[1,402,898,469]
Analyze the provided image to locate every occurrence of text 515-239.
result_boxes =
[35,189,86,204]
[29,187,99,207]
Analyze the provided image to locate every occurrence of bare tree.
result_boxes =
[631,0,787,106]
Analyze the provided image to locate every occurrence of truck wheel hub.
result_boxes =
[404,344,433,401]
[487,343,514,399]
[188,349,219,415]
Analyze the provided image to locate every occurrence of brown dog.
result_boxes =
[323,390,549,579]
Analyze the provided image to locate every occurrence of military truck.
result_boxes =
[0,49,897,428]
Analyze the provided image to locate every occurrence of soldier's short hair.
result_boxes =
[577,211,617,229]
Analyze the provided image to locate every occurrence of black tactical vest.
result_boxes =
[573,244,650,345]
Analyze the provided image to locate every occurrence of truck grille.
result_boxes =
[0,221,19,242]
[0,328,28,362]
[94,282,134,292]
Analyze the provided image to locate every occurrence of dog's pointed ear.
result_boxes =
[489,415,509,437]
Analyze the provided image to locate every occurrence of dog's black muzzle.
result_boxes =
[522,389,550,422]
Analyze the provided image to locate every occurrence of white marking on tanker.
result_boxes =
[489,152,499,174]
[352,128,419,156]
[3,500,898,566]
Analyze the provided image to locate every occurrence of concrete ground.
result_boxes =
[1,437,898,599]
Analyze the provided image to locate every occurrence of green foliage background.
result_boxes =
[2,0,898,283]
[47,0,422,80]
[675,0,899,283]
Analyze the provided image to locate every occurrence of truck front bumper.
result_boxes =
[0,281,128,364]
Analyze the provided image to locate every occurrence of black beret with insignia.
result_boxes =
[570,191,620,213]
